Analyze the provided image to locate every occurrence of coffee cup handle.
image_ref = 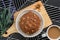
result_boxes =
[41,33,47,37]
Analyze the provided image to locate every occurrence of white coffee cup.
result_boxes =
[42,25,60,40]
[16,9,44,37]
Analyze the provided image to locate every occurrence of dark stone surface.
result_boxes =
[46,0,60,7]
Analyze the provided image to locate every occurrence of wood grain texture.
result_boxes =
[2,1,52,37]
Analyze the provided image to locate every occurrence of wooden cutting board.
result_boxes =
[2,1,52,37]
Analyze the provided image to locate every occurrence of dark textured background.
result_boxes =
[46,0,60,7]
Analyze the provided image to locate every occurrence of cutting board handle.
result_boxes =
[2,24,18,37]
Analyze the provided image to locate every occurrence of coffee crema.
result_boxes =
[19,11,41,34]
[48,27,60,39]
